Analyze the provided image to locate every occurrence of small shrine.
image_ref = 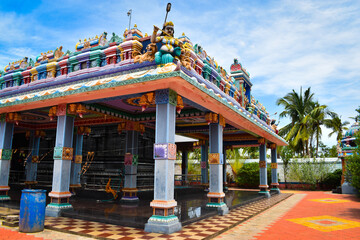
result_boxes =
[338,122,359,194]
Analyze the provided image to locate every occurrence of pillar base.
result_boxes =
[45,203,73,217]
[258,191,271,198]
[0,195,10,201]
[206,192,228,215]
[0,187,10,201]
[342,181,358,195]
[120,196,139,203]
[270,188,281,194]
[270,183,281,194]
[206,202,229,215]
[144,215,182,234]
[121,188,139,203]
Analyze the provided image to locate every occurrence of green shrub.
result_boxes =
[236,162,271,188]
[320,169,342,190]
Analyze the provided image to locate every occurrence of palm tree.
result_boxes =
[305,102,334,157]
[276,87,315,156]
[324,113,349,141]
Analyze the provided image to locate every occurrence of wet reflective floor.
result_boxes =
[64,188,263,228]
[2,186,264,229]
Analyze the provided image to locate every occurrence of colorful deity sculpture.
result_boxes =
[338,121,359,194]
[151,21,183,65]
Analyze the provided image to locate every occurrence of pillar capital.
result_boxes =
[53,147,73,160]
[0,149,12,160]
[208,153,223,164]
[154,143,177,160]
[117,121,145,134]
[259,161,267,168]
[258,138,266,145]
[205,113,226,127]
[31,156,40,163]
[4,112,21,124]
[155,89,177,106]
[268,143,276,149]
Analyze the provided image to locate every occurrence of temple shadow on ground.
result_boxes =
[1,185,265,229]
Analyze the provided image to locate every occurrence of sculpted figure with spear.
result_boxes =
[151,3,183,65]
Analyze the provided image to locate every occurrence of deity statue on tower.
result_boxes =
[151,21,183,65]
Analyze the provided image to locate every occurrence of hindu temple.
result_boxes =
[0,13,287,234]
[338,121,359,194]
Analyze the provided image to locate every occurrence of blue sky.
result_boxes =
[1,0,360,147]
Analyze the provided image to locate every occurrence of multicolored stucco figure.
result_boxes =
[151,22,183,65]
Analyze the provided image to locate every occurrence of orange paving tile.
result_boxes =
[0,227,45,240]
[255,191,360,240]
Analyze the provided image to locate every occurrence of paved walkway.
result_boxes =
[216,190,360,240]
[1,191,359,239]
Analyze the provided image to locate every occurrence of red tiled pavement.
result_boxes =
[0,228,45,240]
[256,191,360,240]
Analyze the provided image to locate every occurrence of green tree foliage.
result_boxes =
[324,114,349,141]
[288,158,334,189]
[278,146,294,184]
[242,147,259,159]
[236,162,271,188]
[345,132,360,190]
[277,87,340,157]
[227,148,246,182]
[320,169,342,190]
[188,149,201,175]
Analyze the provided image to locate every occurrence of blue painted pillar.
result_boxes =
[121,130,139,202]
[46,104,74,217]
[25,131,41,187]
[201,144,208,184]
[206,113,229,215]
[145,89,182,234]
[181,151,188,185]
[259,139,270,197]
[223,146,227,185]
[270,144,280,194]
[70,130,83,191]
[0,116,14,201]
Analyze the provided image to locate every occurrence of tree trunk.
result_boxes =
[316,132,319,158]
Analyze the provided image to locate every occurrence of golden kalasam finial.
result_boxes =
[96,35,98,39]
[134,24,137,28]
[182,32,185,36]
[145,33,148,37]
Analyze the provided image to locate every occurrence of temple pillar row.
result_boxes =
[181,150,188,185]
[122,130,139,202]
[0,117,14,201]
[70,128,85,191]
[270,144,280,194]
[201,144,209,184]
[259,139,270,198]
[46,104,74,217]
[145,89,182,234]
[206,113,228,215]
[25,131,41,188]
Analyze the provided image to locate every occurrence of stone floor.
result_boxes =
[0,191,290,239]
[2,190,359,239]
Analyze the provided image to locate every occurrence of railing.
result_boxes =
[175,174,202,185]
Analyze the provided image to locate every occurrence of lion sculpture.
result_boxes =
[179,49,191,70]
[134,43,158,64]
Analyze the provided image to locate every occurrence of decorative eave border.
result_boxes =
[0,63,287,145]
